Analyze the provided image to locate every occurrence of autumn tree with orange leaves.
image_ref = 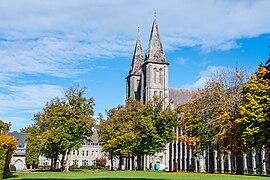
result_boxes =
[178,67,249,174]
[0,120,17,179]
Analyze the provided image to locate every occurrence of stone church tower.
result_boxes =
[126,16,169,108]
[126,30,144,100]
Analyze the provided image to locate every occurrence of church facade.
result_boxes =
[126,16,169,108]
[126,17,193,109]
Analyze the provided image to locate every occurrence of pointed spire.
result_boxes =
[146,14,166,62]
[129,27,144,75]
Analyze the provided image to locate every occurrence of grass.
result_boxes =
[5,170,269,180]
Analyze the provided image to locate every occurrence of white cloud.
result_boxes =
[0,84,63,114]
[0,0,269,130]
[185,66,226,89]
[175,57,187,65]
[0,0,269,81]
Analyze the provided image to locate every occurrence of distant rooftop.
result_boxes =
[8,131,28,148]
[169,88,194,108]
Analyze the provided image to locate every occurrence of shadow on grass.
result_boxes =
[6,177,168,180]
[3,173,18,179]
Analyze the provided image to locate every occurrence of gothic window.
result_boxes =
[159,91,163,99]
[154,91,157,97]
[159,68,163,84]
[154,68,157,83]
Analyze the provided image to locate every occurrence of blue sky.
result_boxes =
[0,0,269,131]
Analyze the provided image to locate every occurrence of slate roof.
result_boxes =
[169,88,194,107]
[129,31,144,75]
[146,17,167,63]
[90,131,99,142]
[82,131,99,143]
[8,131,28,148]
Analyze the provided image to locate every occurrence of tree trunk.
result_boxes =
[60,151,65,171]
[118,155,123,170]
[131,155,135,170]
[110,152,114,171]
[137,154,142,170]
[208,145,215,173]
[3,151,10,177]
[235,152,244,174]
[53,151,58,171]
[64,150,70,172]
[50,157,54,171]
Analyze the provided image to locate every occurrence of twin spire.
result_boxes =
[129,15,167,75]
[129,27,144,75]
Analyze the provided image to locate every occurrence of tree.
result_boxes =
[0,120,10,135]
[178,67,248,173]
[0,134,17,178]
[98,98,178,170]
[25,86,95,171]
[237,65,270,153]
[22,126,40,168]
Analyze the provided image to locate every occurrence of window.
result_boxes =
[77,150,79,156]
[82,160,88,166]
[154,68,157,83]
[92,151,94,156]
[73,151,75,155]
[73,160,79,165]
[159,68,162,84]
[82,150,84,156]
[159,91,163,99]
[86,151,89,156]
[154,91,157,97]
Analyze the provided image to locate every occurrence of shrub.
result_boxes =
[37,165,51,170]
[10,164,16,172]
[69,164,79,171]
[0,147,7,179]
[78,166,90,169]
[96,157,107,167]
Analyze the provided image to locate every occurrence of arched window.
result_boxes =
[154,68,157,83]
[159,91,163,99]
[159,68,163,84]
[154,91,157,97]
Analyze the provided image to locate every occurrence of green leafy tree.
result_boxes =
[25,86,95,171]
[22,126,40,168]
[98,98,178,170]
[0,120,10,135]
[237,65,270,154]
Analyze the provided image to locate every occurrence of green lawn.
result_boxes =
[5,170,269,180]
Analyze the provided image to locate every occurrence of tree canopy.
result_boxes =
[0,120,10,135]
[237,65,270,153]
[98,98,178,170]
[24,86,95,171]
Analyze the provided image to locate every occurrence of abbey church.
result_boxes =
[126,16,193,109]
[126,17,269,174]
